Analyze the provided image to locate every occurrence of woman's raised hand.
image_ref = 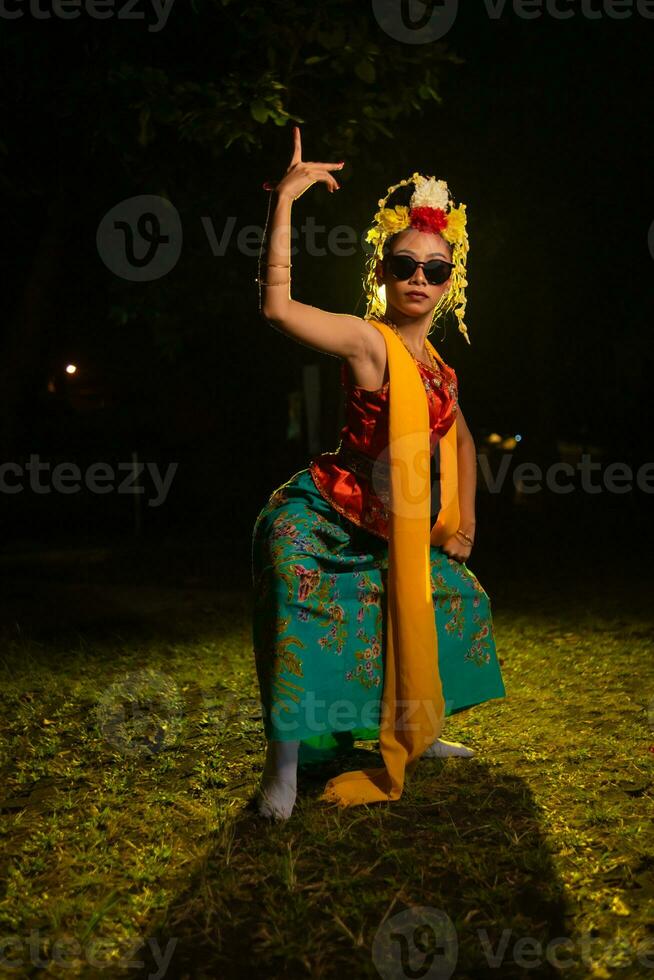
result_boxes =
[263,126,344,201]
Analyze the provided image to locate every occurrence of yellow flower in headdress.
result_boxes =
[371,205,410,238]
[442,204,467,246]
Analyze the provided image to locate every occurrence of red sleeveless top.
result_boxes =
[309,356,459,541]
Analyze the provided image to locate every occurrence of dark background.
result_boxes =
[0,1,652,586]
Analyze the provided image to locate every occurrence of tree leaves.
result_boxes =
[0,0,461,390]
[250,100,269,124]
[355,60,376,84]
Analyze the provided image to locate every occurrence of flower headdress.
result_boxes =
[363,172,471,344]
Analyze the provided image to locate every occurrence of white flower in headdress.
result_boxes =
[410,176,450,212]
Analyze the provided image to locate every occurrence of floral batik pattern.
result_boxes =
[251,468,506,753]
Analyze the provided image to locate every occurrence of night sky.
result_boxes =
[0,2,652,548]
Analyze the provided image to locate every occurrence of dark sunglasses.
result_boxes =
[385,253,453,286]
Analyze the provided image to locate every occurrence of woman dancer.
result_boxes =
[251,126,506,820]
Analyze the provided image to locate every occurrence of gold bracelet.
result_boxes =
[266,263,291,268]
[455,529,474,545]
[256,278,290,286]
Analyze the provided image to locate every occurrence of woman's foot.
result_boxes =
[255,778,298,821]
[255,738,300,821]
[423,737,475,759]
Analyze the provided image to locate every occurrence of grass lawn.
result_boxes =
[0,536,652,979]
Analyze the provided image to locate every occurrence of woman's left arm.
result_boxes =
[441,405,477,562]
[455,406,477,539]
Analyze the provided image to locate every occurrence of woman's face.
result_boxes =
[375,228,453,317]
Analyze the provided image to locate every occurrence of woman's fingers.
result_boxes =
[296,165,340,192]
[305,163,343,192]
[316,170,340,192]
[306,161,345,171]
[304,176,339,194]
[287,124,343,185]
[266,143,344,197]
[290,125,302,167]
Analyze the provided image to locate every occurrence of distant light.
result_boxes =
[65,364,77,375]
[501,436,517,451]
[515,434,522,442]
[487,432,502,444]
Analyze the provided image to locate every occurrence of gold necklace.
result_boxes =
[374,313,440,374]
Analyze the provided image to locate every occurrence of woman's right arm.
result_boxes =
[260,127,375,364]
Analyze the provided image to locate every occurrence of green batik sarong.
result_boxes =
[251,468,506,767]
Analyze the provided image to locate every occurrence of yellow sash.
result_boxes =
[319,318,459,807]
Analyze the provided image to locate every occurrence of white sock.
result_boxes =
[256,739,299,821]
[423,736,475,759]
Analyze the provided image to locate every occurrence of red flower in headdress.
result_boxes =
[409,206,449,235]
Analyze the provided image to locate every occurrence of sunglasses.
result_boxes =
[385,254,454,286]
